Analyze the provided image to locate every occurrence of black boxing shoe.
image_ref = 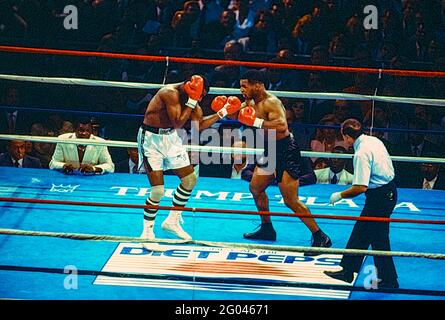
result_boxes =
[324,269,354,283]
[304,230,332,256]
[243,223,276,241]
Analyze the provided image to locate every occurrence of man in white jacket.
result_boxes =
[314,146,353,185]
[49,117,115,174]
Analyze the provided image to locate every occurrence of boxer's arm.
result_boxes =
[163,89,193,128]
[260,99,288,132]
[191,105,220,131]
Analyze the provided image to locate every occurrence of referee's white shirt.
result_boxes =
[353,134,395,189]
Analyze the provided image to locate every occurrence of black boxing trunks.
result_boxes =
[258,133,303,183]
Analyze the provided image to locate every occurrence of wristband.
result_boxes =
[253,118,264,128]
[217,107,228,118]
[186,97,197,109]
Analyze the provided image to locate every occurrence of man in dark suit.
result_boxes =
[394,118,443,188]
[0,140,42,168]
[0,85,30,135]
[406,152,445,190]
[0,85,32,153]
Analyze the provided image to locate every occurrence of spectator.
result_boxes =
[262,54,300,91]
[115,147,146,174]
[0,1,27,38]
[403,21,431,61]
[416,152,445,190]
[284,98,314,150]
[314,145,353,185]
[123,89,153,114]
[362,106,390,137]
[227,0,252,39]
[343,15,364,53]
[386,55,412,97]
[412,105,445,147]
[329,33,349,58]
[306,71,335,123]
[310,45,330,66]
[0,85,30,136]
[170,1,201,48]
[376,41,398,63]
[395,118,443,158]
[332,100,359,123]
[378,8,403,49]
[401,0,416,40]
[143,0,175,35]
[313,157,329,170]
[310,114,348,162]
[212,40,246,88]
[121,47,157,82]
[198,0,224,27]
[59,121,74,135]
[209,70,232,88]
[0,140,42,168]
[29,122,56,169]
[49,117,115,175]
[380,87,410,146]
[342,71,375,118]
[394,118,443,188]
[290,14,313,55]
[200,9,236,49]
[244,10,277,53]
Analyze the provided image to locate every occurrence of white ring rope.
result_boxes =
[1,228,444,259]
[0,134,263,155]
[1,74,445,107]
[1,134,444,163]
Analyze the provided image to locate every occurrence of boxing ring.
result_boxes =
[1,45,445,301]
[0,167,444,300]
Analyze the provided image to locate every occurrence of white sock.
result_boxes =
[144,219,155,230]
[166,210,182,222]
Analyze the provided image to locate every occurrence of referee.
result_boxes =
[324,118,399,289]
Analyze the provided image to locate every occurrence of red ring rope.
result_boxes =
[1,197,444,225]
[1,45,444,78]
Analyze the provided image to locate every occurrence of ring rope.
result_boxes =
[0,134,264,155]
[1,74,445,107]
[1,197,444,225]
[1,134,444,164]
[1,228,443,259]
[1,45,444,78]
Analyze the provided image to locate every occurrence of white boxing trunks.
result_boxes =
[138,124,190,171]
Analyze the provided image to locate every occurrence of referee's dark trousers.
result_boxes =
[340,180,398,282]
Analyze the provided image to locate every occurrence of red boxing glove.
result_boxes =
[214,96,242,118]
[211,95,227,114]
[238,106,264,128]
[184,75,204,109]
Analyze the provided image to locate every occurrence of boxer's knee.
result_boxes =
[249,183,264,198]
[150,184,164,202]
[282,194,297,208]
[181,171,197,190]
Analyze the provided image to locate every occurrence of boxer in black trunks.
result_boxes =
[237,70,331,254]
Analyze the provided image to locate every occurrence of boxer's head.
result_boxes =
[240,69,268,100]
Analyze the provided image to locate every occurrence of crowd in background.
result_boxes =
[0,0,444,190]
